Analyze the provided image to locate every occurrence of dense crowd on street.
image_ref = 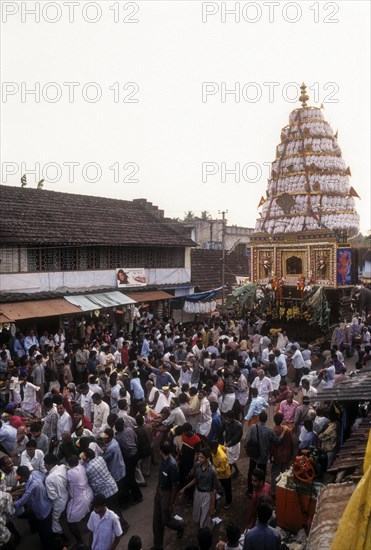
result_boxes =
[0,311,370,550]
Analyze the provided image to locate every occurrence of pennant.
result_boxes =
[349,186,360,199]
[334,130,338,139]
[258,196,265,208]
[345,166,352,176]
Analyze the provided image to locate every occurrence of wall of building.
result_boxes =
[183,219,253,251]
[0,268,192,294]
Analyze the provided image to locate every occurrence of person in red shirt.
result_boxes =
[270,380,291,407]
[120,342,129,367]
[3,404,26,429]
[246,468,272,529]
[178,423,201,488]
[72,405,92,431]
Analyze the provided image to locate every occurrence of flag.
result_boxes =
[21,174,27,187]
[349,186,360,199]
[320,103,324,109]
[345,166,352,176]
[334,130,338,139]
[257,196,265,208]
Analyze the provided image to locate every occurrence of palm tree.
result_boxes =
[201,211,211,220]
[183,211,195,221]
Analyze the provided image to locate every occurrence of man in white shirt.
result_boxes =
[44,453,69,535]
[92,393,110,435]
[20,440,46,473]
[251,369,273,401]
[56,403,72,441]
[291,345,305,387]
[301,378,318,400]
[196,389,212,436]
[78,384,94,421]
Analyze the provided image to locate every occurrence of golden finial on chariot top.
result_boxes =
[299,82,309,107]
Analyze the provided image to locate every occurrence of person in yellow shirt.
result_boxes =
[209,440,232,509]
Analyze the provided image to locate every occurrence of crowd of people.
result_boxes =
[0,311,369,550]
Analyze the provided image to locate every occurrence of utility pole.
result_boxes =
[219,210,228,306]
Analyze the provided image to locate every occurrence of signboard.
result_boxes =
[337,248,352,285]
[116,268,147,288]
[236,276,250,286]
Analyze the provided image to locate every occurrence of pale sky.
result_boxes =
[1,0,370,233]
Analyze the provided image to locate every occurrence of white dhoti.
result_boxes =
[52,497,68,533]
[226,443,241,465]
[193,488,215,530]
[270,374,281,391]
[196,420,212,437]
[220,393,236,413]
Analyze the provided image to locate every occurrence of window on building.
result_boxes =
[21,245,185,273]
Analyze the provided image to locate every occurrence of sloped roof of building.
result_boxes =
[191,249,249,293]
[0,185,195,247]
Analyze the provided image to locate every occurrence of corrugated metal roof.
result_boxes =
[64,291,136,311]
[125,290,173,302]
[0,299,82,321]
[315,368,371,401]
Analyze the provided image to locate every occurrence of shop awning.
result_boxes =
[126,290,173,302]
[64,291,136,312]
[184,286,225,301]
[0,299,82,322]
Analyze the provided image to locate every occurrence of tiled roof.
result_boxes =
[0,185,195,247]
[191,249,249,293]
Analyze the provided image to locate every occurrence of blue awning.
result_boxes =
[184,286,224,302]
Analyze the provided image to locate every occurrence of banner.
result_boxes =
[116,268,147,288]
[337,248,352,285]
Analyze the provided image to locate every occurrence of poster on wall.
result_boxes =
[337,248,352,285]
[116,268,147,288]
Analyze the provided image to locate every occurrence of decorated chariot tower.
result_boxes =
[250,83,360,293]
